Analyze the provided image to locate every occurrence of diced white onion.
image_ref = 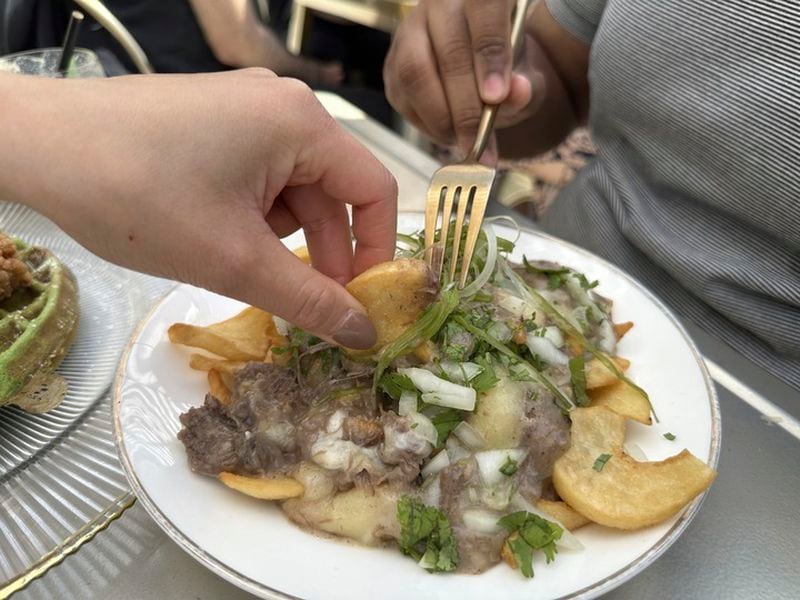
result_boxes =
[273,316,291,337]
[526,333,569,366]
[400,367,477,411]
[597,318,616,354]
[494,288,536,320]
[398,391,418,417]
[421,450,451,478]
[475,449,528,488]
[511,493,585,552]
[462,509,503,535]
[543,326,564,348]
[565,273,593,307]
[624,443,648,461]
[461,225,498,298]
[445,435,471,462]
[419,474,442,507]
[410,412,438,446]
[440,361,482,384]
[452,421,486,450]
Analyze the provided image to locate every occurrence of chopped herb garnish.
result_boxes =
[663,432,676,441]
[397,497,459,572]
[378,372,416,401]
[593,453,612,472]
[568,356,590,407]
[410,422,418,429]
[453,314,574,413]
[270,345,289,355]
[430,408,463,447]
[547,273,564,290]
[499,456,519,476]
[497,236,516,253]
[508,267,657,421]
[577,273,599,290]
[523,318,538,332]
[473,291,494,303]
[470,354,499,392]
[373,288,460,391]
[499,511,563,578]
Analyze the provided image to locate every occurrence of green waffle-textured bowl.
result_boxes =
[0,237,79,411]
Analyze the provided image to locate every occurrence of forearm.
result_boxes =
[189,0,314,78]
[498,1,590,159]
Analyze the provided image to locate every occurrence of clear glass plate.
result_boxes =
[0,202,172,593]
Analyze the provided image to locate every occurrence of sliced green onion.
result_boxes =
[373,288,460,391]
[452,315,573,412]
[500,259,657,421]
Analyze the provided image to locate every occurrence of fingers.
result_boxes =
[384,9,455,146]
[291,112,398,276]
[427,0,484,153]
[465,0,514,104]
[280,183,353,284]
[242,234,377,349]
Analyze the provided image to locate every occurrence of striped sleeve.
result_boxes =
[544,0,608,45]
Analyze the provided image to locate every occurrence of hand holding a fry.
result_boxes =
[3,69,398,349]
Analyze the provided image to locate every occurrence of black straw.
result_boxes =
[57,11,84,76]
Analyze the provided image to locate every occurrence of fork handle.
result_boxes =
[466,0,530,163]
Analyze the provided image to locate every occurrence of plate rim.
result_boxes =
[112,221,722,600]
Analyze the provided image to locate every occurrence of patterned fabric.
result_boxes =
[541,0,800,389]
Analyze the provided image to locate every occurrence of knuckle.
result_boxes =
[395,57,429,92]
[473,35,508,62]
[438,38,474,76]
[293,278,340,331]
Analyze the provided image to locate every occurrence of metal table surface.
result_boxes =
[14,94,800,600]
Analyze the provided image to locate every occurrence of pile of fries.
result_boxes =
[168,248,715,538]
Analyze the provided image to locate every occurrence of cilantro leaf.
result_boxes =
[593,453,612,472]
[568,356,590,407]
[470,354,499,392]
[397,497,459,572]
[499,511,563,577]
[663,432,676,441]
[577,272,599,290]
[430,408,463,447]
[378,373,416,401]
[499,456,519,476]
[507,534,534,578]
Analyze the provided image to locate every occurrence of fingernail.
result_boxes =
[333,309,377,349]
[483,73,505,103]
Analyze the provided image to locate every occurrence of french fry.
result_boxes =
[585,356,631,389]
[553,407,716,530]
[590,380,652,425]
[207,369,231,405]
[536,499,591,531]
[168,307,274,361]
[219,472,304,500]
[189,353,246,374]
[614,321,634,341]
[345,259,435,355]
[293,246,311,265]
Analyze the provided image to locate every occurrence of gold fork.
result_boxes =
[425,0,530,288]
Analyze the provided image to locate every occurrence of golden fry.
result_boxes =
[169,307,275,361]
[536,499,591,531]
[207,369,231,405]
[585,356,631,389]
[344,259,435,354]
[590,380,651,425]
[293,246,311,265]
[614,321,634,341]
[189,353,246,374]
[553,407,716,530]
[219,472,304,500]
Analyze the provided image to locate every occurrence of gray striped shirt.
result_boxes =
[541,0,800,389]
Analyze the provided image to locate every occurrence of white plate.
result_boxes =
[114,214,720,600]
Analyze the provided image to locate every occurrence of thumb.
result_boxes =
[233,233,377,350]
